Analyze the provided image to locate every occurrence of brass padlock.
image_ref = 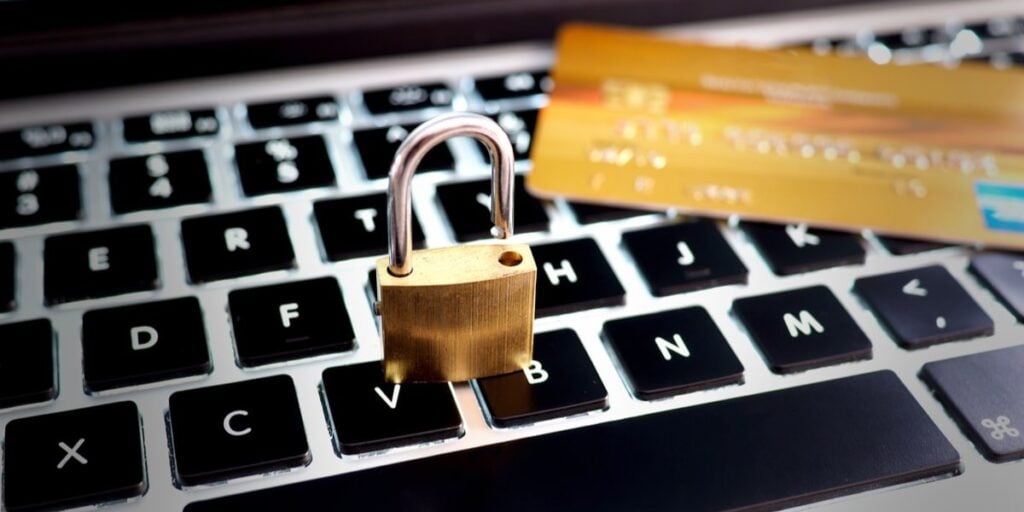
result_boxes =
[376,112,537,383]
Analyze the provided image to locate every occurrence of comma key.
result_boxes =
[854,265,993,348]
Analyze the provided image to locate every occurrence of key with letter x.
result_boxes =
[3,401,146,511]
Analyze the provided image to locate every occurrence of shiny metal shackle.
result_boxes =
[387,112,516,277]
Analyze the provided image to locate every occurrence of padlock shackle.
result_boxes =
[387,112,516,277]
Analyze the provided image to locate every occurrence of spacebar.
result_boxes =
[186,371,959,512]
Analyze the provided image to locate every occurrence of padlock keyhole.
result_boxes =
[499,250,524,267]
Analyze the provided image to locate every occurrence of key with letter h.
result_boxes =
[532,238,625,317]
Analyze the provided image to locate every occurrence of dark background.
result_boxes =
[0,0,869,98]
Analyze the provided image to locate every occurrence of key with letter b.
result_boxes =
[475,329,608,427]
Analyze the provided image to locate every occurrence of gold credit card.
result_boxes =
[527,24,1024,248]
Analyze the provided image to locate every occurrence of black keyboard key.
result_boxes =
[246,96,339,129]
[352,124,455,180]
[872,27,933,49]
[168,375,310,486]
[481,110,538,161]
[0,122,94,161]
[229,277,355,367]
[361,82,454,114]
[969,252,1024,321]
[0,165,81,229]
[321,362,463,455]
[475,70,551,101]
[623,220,747,296]
[854,265,994,349]
[122,108,220,142]
[3,401,145,512]
[44,225,158,304]
[0,241,13,311]
[475,329,607,427]
[0,319,55,409]
[603,307,743,399]
[181,207,295,283]
[82,297,210,392]
[437,176,548,241]
[743,222,865,275]
[186,371,959,512]
[235,135,335,196]
[733,286,872,373]
[108,150,212,214]
[922,345,1024,462]
[569,201,650,224]
[532,238,625,317]
[877,235,948,255]
[313,193,425,261]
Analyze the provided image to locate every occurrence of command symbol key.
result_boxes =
[922,345,1024,462]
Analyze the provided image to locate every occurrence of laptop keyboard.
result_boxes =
[1,10,1024,512]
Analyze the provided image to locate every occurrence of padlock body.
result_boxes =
[376,243,536,383]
